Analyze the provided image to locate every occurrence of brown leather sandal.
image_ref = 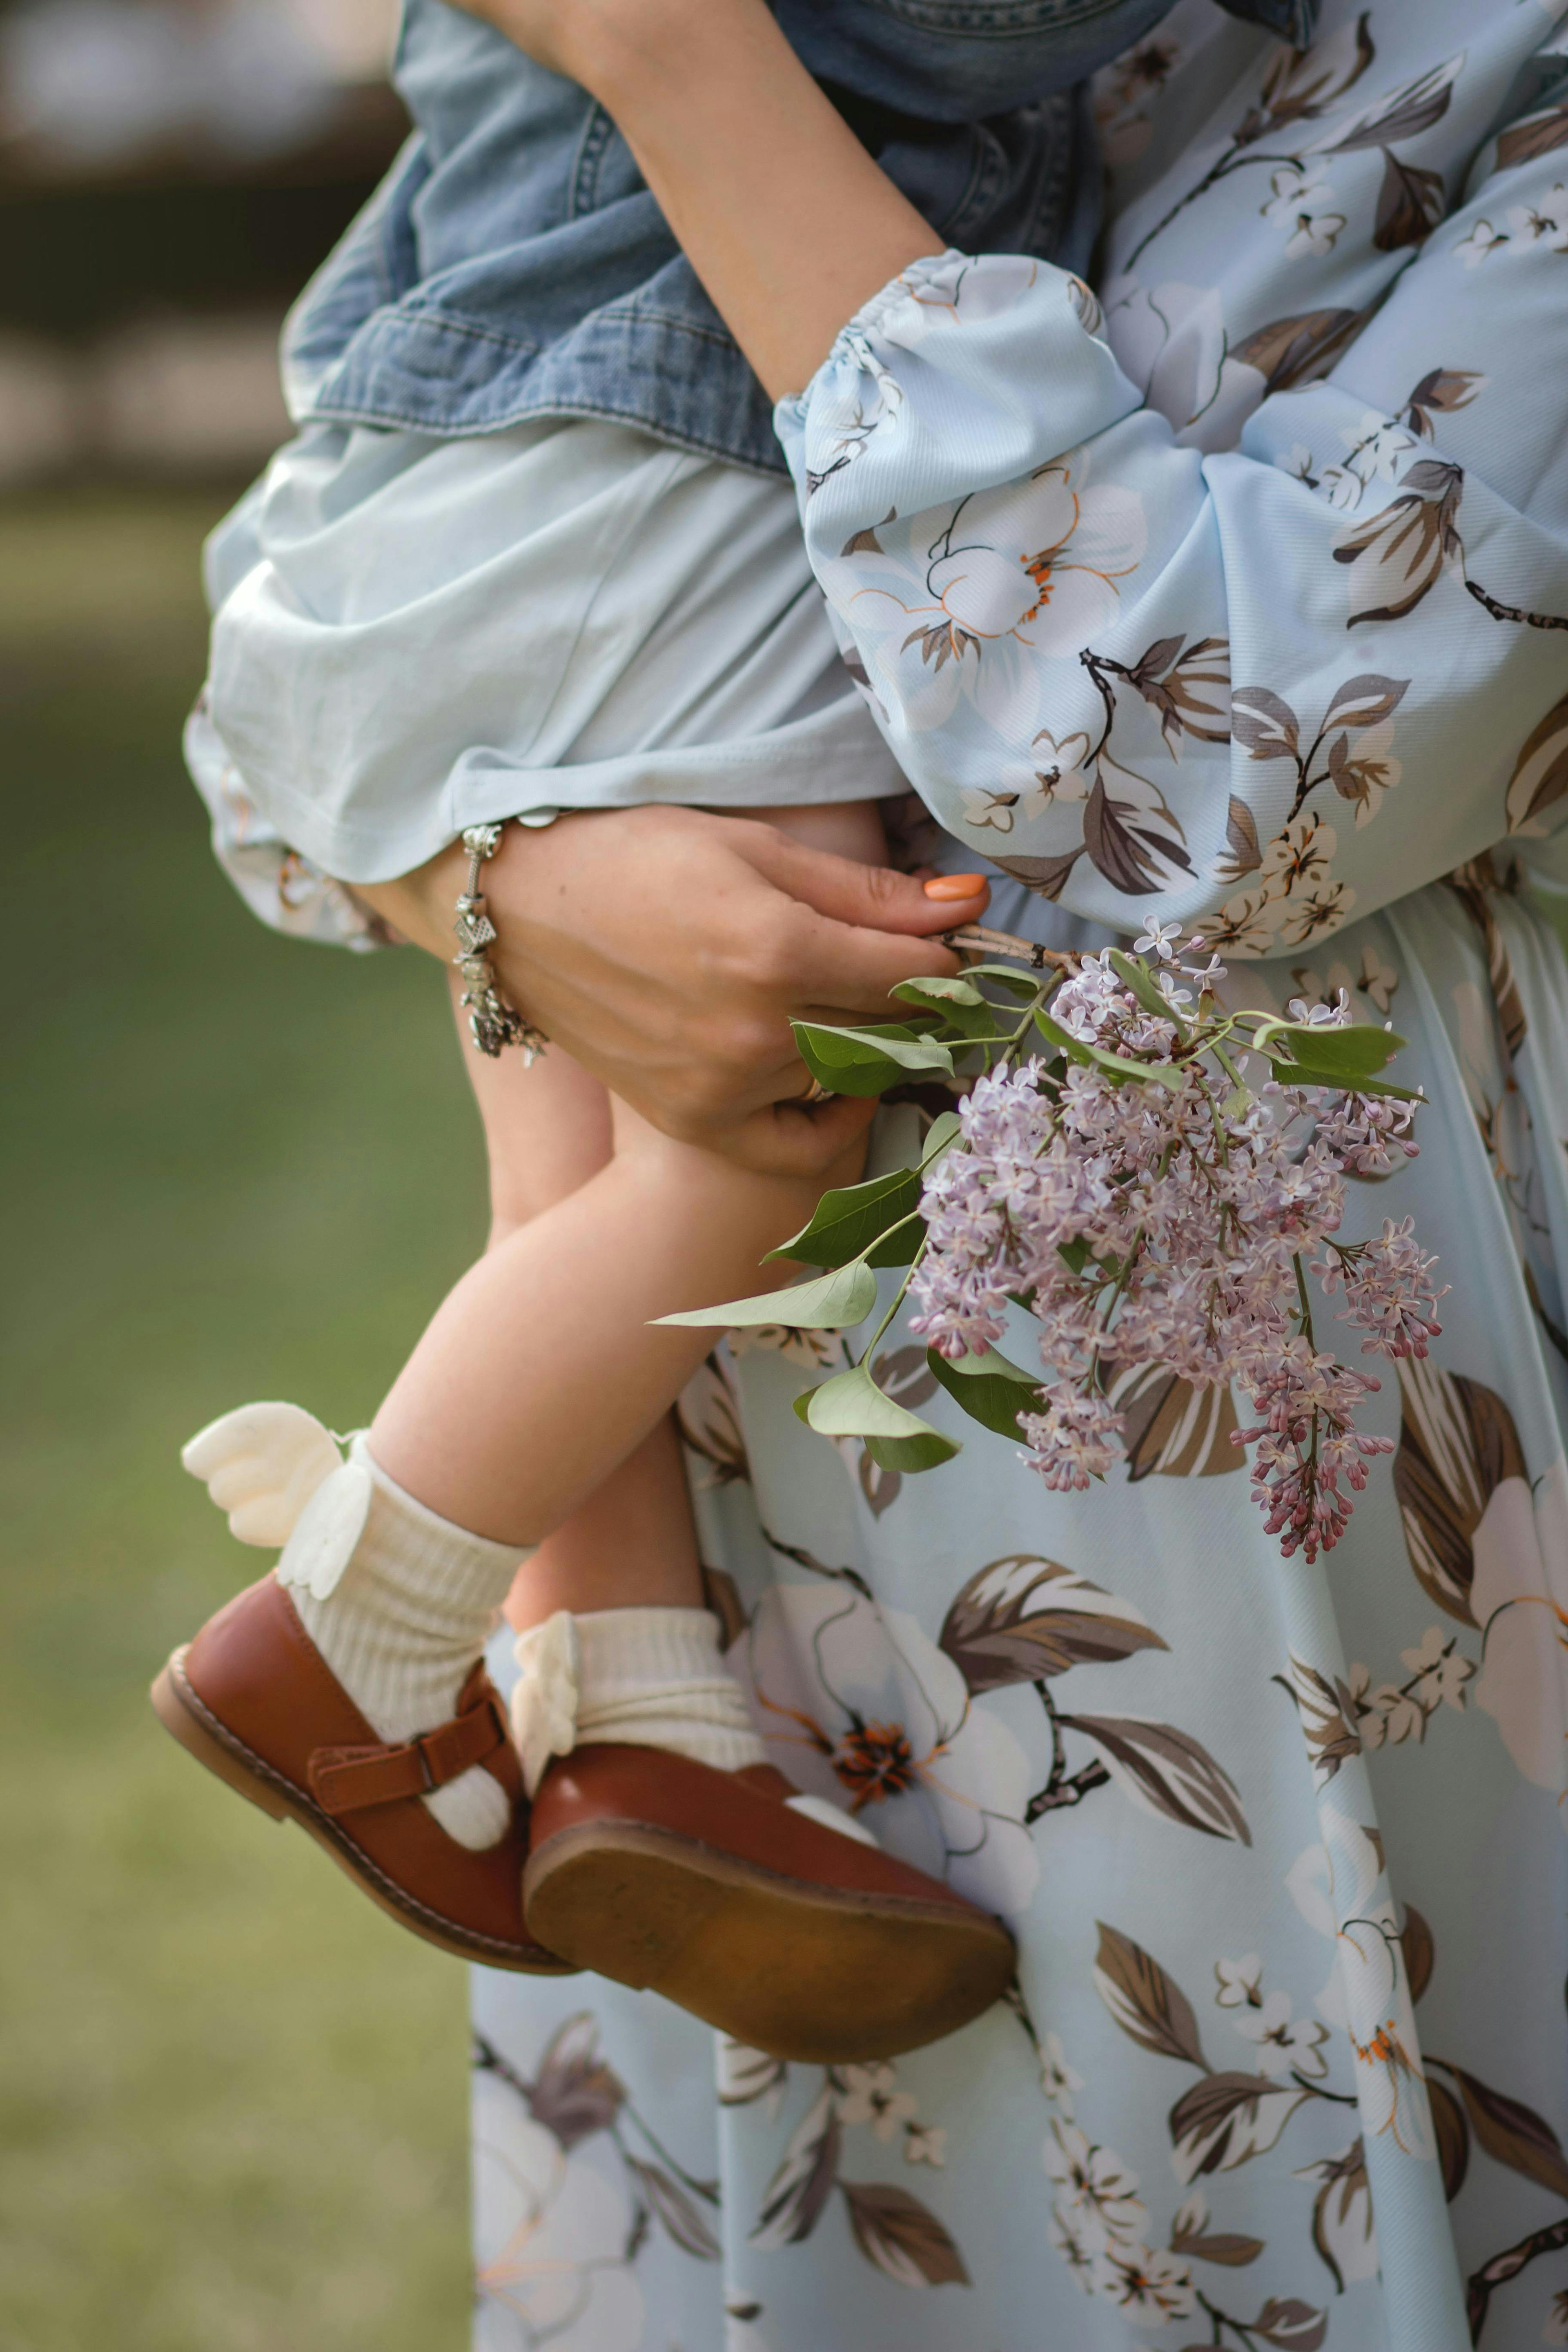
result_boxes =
[523,1746,1014,2059]
[151,1575,573,1974]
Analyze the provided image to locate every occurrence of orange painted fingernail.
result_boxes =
[923,873,988,901]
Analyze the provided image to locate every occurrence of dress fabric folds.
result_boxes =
[471,5,1568,2345]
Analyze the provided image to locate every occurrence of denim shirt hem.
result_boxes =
[303,298,788,473]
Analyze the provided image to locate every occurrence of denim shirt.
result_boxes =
[284,0,1316,474]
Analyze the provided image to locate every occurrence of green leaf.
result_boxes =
[957,960,1042,1000]
[1255,1020,1407,1082]
[1108,949,1188,1033]
[1033,1007,1092,1063]
[920,1110,963,1165]
[793,1019,957,1099]
[893,973,1001,1041]
[927,1345,1042,1438]
[655,1260,878,1330]
[793,1362,961,1472]
[892,973,984,1009]
[1085,1042,1185,1090]
[767,1167,922,1268]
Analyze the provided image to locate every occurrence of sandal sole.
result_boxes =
[524,1819,1014,2061]
[151,1647,574,1976]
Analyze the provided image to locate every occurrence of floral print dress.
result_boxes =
[471,5,1568,2347]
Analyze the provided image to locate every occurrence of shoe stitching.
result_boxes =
[171,1653,564,1969]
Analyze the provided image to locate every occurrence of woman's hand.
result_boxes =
[445,0,938,398]
[356,803,987,1176]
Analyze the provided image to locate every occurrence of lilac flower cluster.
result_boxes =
[908,941,1443,1562]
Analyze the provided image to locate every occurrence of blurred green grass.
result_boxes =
[0,485,488,2352]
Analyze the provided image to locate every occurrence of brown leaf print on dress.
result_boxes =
[1505,688,1568,836]
[1496,98,1568,170]
[1393,1356,1526,1625]
[524,2013,628,2148]
[841,2182,969,2287]
[1168,2073,1310,2181]
[939,1556,1169,1690]
[1094,1922,1209,2066]
[1067,1715,1252,1842]
[1303,2137,1376,2289]
[1334,460,1463,624]
[623,2156,722,2260]
[1448,854,1528,1065]
[938,1557,1250,1841]
[749,2065,972,2290]
[1108,1357,1245,1479]
[1229,307,1370,394]
[1401,368,1484,441]
[1335,462,1568,632]
[679,1353,751,1490]
[751,2087,842,2247]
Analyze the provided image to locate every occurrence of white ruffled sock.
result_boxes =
[279,1435,529,1852]
[510,1606,877,1847]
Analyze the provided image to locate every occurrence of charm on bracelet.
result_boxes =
[453,823,549,1061]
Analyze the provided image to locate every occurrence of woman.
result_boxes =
[452,2,1568,2348]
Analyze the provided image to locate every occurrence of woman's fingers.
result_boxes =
[741,821,989,937]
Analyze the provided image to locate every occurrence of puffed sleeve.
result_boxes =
[775,127,1568,958]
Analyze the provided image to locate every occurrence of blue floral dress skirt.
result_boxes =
[470,3,1568,2347]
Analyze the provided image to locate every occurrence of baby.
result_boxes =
[160,0,1191,2059]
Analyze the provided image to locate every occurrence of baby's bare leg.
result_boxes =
[372,1050,870,1546]
[448,973,706,1619]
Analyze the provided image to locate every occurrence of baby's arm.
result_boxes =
[453,0,934,399]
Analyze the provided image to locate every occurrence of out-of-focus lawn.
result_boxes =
[0,486,488,2352]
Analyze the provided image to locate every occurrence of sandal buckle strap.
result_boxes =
[309,1688,510,1815]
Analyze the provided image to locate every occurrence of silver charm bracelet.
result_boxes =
[453,823,549,1061]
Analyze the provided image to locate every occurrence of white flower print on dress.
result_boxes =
[1506,183,1568,249]
[1105,279,1274,452]
[1098,2241,1197,2325]
[836,2063,917,2142]
[1038,2029,1084,2115]
[1320,414,1419,514]
[1285,209,1349,259]
[1214,1953,1264,2008]
[1466,1452,1568,1795]
[733,1581,1040,1915]
[1232,1989,1332,2080]
[1261,163,1338,228]
[921,462,1145,655]
[957,786,1025,833]
[1285,1810,1435,2160]
[1455,217,1507,265]
[903,2122,946,2167]
[1042,2118,1148,2252]
[473,2071,645,2352]
[1002,728,1096,811]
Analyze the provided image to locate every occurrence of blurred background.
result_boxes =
[0,5,491,2345]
